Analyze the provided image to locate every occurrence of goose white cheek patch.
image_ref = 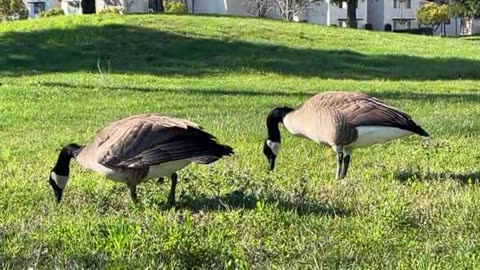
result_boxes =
[51,171,69,189]
[266,140,281,155]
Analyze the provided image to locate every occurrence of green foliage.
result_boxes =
[1,14,480,268]
[39,8,65,18]
[449,0,480,18]
[0,0,27,21]
[416,2,451,26]
[98,6,123,14]
[165,0,185,13]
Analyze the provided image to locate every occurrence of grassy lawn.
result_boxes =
[1,14,480,269]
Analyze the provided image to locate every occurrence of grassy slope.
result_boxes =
[1,14,480,269]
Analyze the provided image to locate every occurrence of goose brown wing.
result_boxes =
[302,91,428,136]
[341,97,429,136]
[94,114,233,169]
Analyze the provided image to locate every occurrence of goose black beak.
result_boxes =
[268,156,276,171]
[49,178,63,203]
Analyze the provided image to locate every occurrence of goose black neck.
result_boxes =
[266,106,294,142]
[52,143,82,176]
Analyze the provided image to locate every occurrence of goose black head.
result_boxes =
[49,143,82,203]
[263,106,293,171]
[263,139,281,171]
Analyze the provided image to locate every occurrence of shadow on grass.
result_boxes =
[39,81,480,103]
[39,81,313,98]
[1,23,480,80]
[176,190,350,217]
[394,169,480,185]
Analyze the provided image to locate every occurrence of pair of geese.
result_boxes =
[49,91,429,207]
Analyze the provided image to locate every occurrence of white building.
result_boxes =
[306,0,368,28]
[367,0,422,31]
[187,0,368,28]
[61,0,82,14]
[185,0,249,16]
[96,0,149,13]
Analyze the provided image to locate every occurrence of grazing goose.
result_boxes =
[263,91,429,179]
[49,114,234,206]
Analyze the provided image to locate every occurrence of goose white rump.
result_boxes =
[146,159,192,179]
[347,126,413,148]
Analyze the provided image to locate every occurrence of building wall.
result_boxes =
[124,0,148,13]
[61,0,82,14]
[432,16,462,37]
[186,0,250,16]
[187,0,226,14]
[306,0,368,28]
[306,2,328,25]
[96,0,148,13]
[224,0,250,16]
[472,19,480,34]
[367,0,383,30]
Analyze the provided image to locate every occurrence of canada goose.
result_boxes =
[49,114,234,206]
[263,91,429,179]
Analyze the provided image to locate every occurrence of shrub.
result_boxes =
[0,0,28,21]
[393,27,434,35]
[416,2,450,27]
[98,6,123,14]
[165,1,185,13]
[384,23,392,31]
[39,7,65,18]
[365,23,373,30]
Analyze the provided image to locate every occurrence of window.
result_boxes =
[67,1,81,14]
[31,2,46,15]
[394,0,411,9]
[28,2,45,16]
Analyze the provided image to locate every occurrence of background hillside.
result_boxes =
[1,14,480,269]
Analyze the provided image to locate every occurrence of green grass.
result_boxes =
[1,14,480,269]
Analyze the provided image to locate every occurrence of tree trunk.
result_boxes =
[153,0,163,12]
[158,0,164,12]
[346,0,357,28]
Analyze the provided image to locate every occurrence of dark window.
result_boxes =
[32,2,46,14]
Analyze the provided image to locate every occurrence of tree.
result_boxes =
[449,0,480,18]
[271,0,320,21]
[416,2,450,35]
[151,0,164,12]
[0,0,27,21]
[330,0,358,28]
[243,0,273,17]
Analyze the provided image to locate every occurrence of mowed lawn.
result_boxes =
[1,14,480,269]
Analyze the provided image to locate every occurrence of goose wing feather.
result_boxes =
[304,91,423,133]
[92,114,232,169]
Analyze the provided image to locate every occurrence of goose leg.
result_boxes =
[129,185,138,203]
[336,151,344,180]
[166,173,178,207]
[341,154,351,179]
